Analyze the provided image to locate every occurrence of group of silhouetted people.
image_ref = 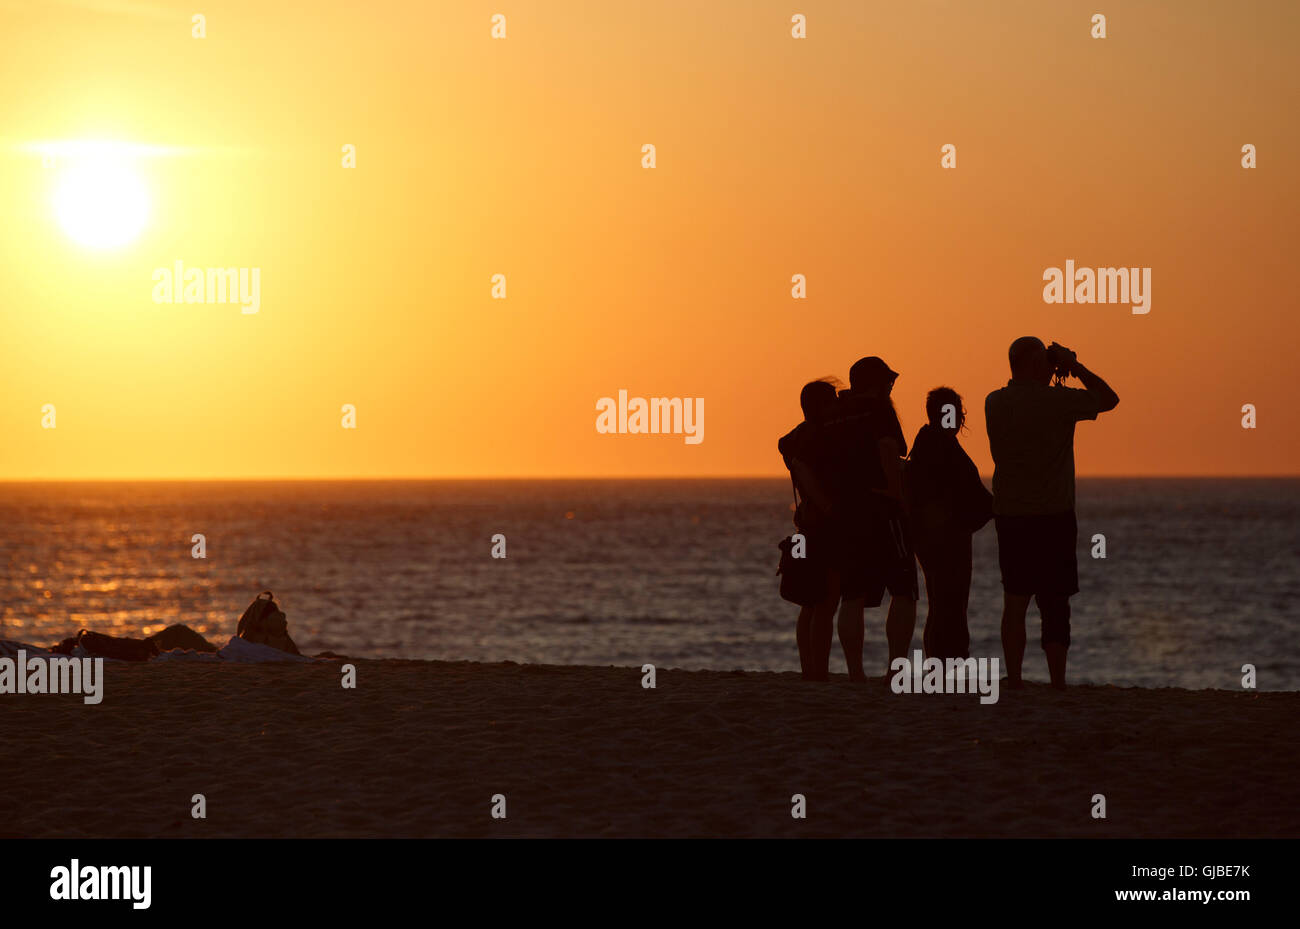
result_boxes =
[778,337,1119,690]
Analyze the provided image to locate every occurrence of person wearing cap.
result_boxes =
[826,356,919,681]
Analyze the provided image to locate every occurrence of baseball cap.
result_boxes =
[849,356,899,389]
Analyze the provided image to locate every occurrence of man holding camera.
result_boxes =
[985,337,1119,690]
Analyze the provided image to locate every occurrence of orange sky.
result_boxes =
[1,0,1297,479]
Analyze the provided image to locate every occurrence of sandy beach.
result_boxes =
[1,659,1293,839]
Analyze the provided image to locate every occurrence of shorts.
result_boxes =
[995,510,1079,598]
[837,512,918,607]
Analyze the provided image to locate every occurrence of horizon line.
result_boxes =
[2,473,1298,483]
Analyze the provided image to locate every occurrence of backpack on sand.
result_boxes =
[236,590,301,655]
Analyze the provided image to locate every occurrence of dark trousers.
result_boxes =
[916,534,973,660]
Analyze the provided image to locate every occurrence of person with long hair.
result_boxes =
[778,379,842,680]
[905,387,993,660]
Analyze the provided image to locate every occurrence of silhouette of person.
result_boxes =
[827,357,918,681]
[778,380,842,680]
[985,338,1119,689]
[905,388,993,661]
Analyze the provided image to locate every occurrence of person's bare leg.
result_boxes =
[917,548,937,659]
[1040,594,1070,690]
[1001,592,1031,688]
[810,584,838,682]
[796,605,815,679]
[885,594,917,672]
[1044,643,1068,690]
[837,596,866,681]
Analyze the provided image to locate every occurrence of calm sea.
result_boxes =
[0,479,1296,690]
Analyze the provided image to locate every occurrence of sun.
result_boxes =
[49,142,150,249]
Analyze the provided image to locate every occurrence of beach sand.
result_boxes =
[1,659,1293,838]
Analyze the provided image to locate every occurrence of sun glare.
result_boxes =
[46,141,150,250]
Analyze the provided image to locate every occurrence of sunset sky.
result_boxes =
[1,0,1296,479]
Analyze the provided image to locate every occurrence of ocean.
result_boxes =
[1,479,1296,690]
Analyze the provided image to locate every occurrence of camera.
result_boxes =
[1046,342,1076,380]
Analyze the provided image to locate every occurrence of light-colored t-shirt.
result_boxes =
[984,380,1107,516]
